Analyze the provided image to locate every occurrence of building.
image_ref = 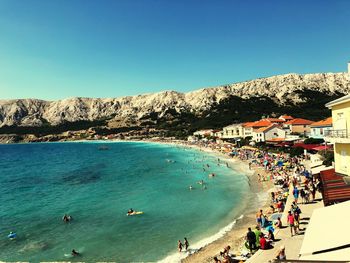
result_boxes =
[242,120,272,139]
[252,124,286,142]
[193,129,213,138]
[222,124,244,139]
[284,118,314,135]
[310,117,332,140]
[242,122,254,138]
[211,129,223,138]
[325,95,350,176]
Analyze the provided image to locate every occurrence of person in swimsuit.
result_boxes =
[178,240,183,252]
[184,237,189,251]
[63,214,72,222]
[128,208,134,215]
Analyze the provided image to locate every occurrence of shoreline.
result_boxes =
[179,144,274,263]
[143,140,274,263]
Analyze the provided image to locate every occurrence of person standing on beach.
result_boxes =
[178,240,183,252]
[184,237,189,251]
[256,209,263,227]
[246,227,257,253]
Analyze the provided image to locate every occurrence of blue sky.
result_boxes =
[0,0,349,100]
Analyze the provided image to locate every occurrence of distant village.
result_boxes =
[189,115,332,152]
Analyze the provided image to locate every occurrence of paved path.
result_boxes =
[247,186,324,262]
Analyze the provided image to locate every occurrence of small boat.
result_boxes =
[127,211,144,216]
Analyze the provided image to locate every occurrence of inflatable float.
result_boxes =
[127,211,144,216]
[8,232,17,239]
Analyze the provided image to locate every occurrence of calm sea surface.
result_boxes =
[0,141,250,262]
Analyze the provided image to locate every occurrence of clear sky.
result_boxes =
[0,0,349,100]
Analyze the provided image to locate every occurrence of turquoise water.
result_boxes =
[0,141,250,262]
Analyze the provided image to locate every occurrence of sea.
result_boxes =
[0,141,251,262]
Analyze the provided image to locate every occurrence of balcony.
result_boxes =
[325,129,350,144]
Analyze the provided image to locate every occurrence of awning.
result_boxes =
[311,145,333,151]
[299,200,350,261]
[241,146,258,150]
[311,165,333,175]
[293,143,321,150]
[320,169,350,206]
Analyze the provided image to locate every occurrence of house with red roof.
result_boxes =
[252,124,286,142]
[284,118,314,135]
[242,120,272,138]
[310,117,332,140]
[279,115,294,121]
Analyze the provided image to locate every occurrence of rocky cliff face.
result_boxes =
[0,72,349,129]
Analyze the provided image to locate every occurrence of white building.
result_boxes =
[222,124,244,139]
[252,124,286,142]
[193,129,213,138]
[310,117,332,140]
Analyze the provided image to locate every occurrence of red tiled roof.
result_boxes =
[310,117,332,127]
[279,115,294,120]
[285,118,314,125]
[242,122,254,127]
[264,118,285,123]
[320,169,350,206]
[255,124,277,133]
[248,119,272,128]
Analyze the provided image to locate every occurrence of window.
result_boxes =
[320,128,323,135]
[337,112,344,120]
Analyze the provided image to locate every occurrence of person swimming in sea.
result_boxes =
[189,185,193,190]
[71,249,80,256]
[127,208,134,215]
[197,180,204,185]
[62,214,72,223]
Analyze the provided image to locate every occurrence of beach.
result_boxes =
[181,149,274,262]
[149,141,275,263]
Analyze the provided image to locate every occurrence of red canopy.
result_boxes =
[311,145,333,151]
[293,143,320,150]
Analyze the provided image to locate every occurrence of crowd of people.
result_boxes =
[176,141,324,262]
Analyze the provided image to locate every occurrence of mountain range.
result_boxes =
[0,72,349,137]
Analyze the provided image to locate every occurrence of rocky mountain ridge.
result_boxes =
[0,72,349,130]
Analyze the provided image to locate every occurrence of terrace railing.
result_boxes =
[324,129,349,138]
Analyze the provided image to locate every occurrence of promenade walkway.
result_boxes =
[247,187,324,262]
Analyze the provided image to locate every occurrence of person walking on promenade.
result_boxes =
[287,211,296,237]
[293,186,299,204]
